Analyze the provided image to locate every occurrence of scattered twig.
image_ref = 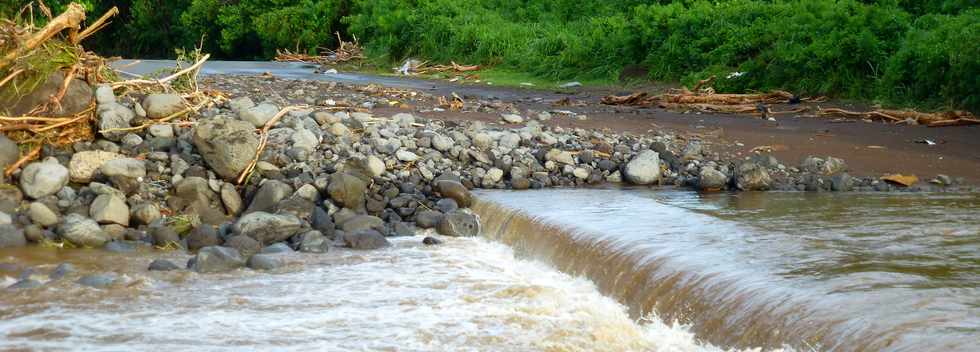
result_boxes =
[74,6,118,44]
[4,144,41,176]
[111,53,211,89]
[237,106,306,185]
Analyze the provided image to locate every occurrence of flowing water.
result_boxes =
[2,189,977,351]
[475,189,980,351]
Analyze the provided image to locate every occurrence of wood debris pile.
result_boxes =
[275,33,364,65]
[601,76,820,117]
[602,75,978,127]
[0,2,223,175]
[816,108,978,127]
[396,59,480,79]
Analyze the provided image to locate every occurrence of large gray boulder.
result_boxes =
[20,159,69,199]
[296,230,330,253]
[192,118,260,181]
[437,211,480,237]
[190,246,245,273]
[342,229,390,250]
[327,173,367,210]
[90,194,130,226]
[239,103,279,127]
[340,215,385,233]
[434,180,472,208]
[247,253,285,270]
[100,158,146,194]
[142,94,185,119]
[1,72,92,116]
[699,167,728,191]
[69,150,123,183]
[232,212,304,245]
[624,150,661,185]
[97,103,135,141]
[59,214,109,247]
[28,202,59,227]
[186,225,222,251]
[244,180,293,214]
[736,162,772,191]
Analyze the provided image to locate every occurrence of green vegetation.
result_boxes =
[2,0,977,111]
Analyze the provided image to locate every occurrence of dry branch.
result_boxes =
[4,144,40,176]
[237,106,306,185]
[0,2,85,71]
[111,53,211,89]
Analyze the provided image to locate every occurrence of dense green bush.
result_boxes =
[880,10,980,110]
[1,0,976,111]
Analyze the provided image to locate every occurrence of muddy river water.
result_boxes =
[2,189,978,351]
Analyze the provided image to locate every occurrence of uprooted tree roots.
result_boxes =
[601,75,977,126]
[1,2,222,176]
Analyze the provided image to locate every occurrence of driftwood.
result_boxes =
[817,107,978,127]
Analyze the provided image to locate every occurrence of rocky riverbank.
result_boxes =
[1,74,973,287]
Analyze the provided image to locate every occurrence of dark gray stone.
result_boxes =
[415,211,444,229]
[260,242,294,254]
[148,259,181,271]
[224,235,262,257]
[245,180,293,214]
[104,241,137,253]
[311,207,335,238]
[192,118,260,181]
[49,263,76,280]
[77,273,118,288]
[296,230,330,253]
[247,253,285,270]
[190,246,246,273]
[434,180,472,208]
[327,173,367,211]
[437,211,481,237]
[435,198,458,213]
[343,229,391,250]
[340,215,385,234]
[186,225,222,251]
[232,211,304,245]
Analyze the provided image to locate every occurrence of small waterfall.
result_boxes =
[473,198,900,351]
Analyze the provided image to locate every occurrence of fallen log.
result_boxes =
[817,107,977,125]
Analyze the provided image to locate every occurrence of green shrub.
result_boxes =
[880,10,980,111]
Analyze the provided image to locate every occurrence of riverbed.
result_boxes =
[3,189,977,351]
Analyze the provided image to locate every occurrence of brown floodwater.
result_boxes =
[0,233,738,351]
[475,189,980,351]
[2,189,977,351]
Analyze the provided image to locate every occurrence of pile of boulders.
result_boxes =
[0,77,967,288]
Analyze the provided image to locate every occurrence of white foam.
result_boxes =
[0,237,775,351]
